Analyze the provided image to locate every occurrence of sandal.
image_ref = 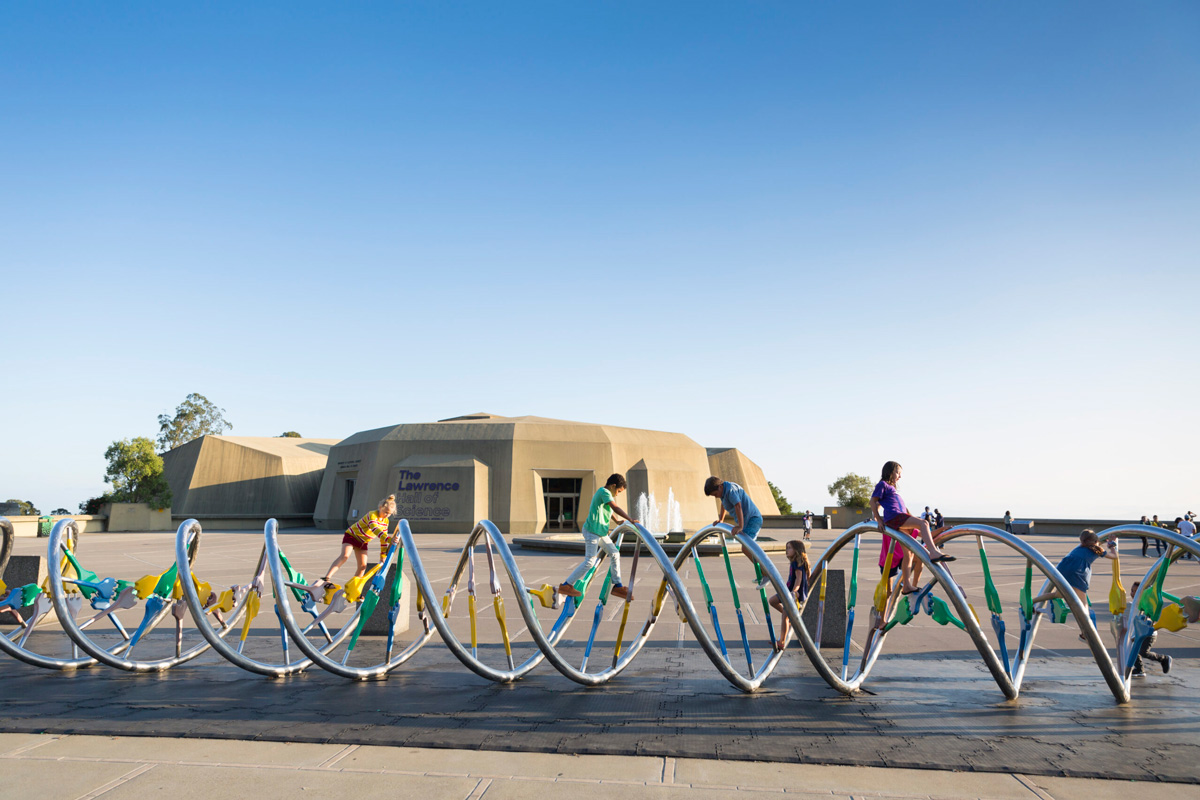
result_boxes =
[902,587,919,595]
[931,554,956,563]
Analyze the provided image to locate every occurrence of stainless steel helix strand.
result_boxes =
[665,525,787,691]
[1097,524,1200,697]
[401,519,558,683]
[0,518,103,670]
[266,518,433,680]
[176,519,347,677]
[46,519,218,672]
[931,525,1122,701]
[0,516,12,578]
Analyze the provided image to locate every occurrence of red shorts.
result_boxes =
[342,533,369,551]
[886,514,918,533]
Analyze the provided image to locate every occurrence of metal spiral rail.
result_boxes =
[2,516,1197,705]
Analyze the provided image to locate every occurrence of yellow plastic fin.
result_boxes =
[0,579,7,596]
[240,590,261,642]
[1109,556,1127,616]
[191,575,213,607]
[652,581,668,617]
[322,583,340,605]
[468,594,478,651]
[873,549,897,613]
[527,583,557,609]
[493,596,512,659]
[134,572,163,600]
[1155,603,1188,632]
[211,588,237,614]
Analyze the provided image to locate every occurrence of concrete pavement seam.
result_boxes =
[72,762,156,800]
[0,734,62,757]
[316,743,358,768]
[1011,774,1055,799]
[465,778,492,799]
[663,755,675,783]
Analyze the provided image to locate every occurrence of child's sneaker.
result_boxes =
[1131,668,1146,678]
[1163,655,1173,674]
[558,582,582,598]
[755,574,771,589]
[610,584,629,600]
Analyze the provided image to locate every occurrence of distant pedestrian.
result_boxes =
[1151,515,1165,556]
[769,539,811,651]
[934,508,944,530]
[704,476,762,567]
[1139,515,1150,557]
[870,461,954,596]
[558,473,638,600]
[1003,511,1013,534]
[1177,516,1196,560]
[803,510,813,541]
[1129,581,1172,677]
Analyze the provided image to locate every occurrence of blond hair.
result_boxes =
[379,494,396,509]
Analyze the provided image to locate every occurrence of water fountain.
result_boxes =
[636,490,684,538]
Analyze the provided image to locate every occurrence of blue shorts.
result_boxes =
[741,516,762,539]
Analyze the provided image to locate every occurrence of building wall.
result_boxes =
[314,415,777,535]
[163,436,339,518]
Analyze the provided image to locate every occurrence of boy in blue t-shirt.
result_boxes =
[558,473,639,600]
[704,476,763,565]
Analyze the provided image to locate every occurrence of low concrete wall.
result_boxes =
[4,515,106,537]
[107,503,173,532]
[173,515,315,531]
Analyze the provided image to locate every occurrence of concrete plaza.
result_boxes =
[2,526,1198,792]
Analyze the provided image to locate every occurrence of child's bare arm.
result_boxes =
[608,502,638,523]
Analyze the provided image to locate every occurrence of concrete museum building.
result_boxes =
[311,413,777,534]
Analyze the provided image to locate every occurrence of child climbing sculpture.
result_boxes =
[558,474,638,600]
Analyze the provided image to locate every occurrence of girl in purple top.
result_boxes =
[869,461,954,594]
[768,539,810,651]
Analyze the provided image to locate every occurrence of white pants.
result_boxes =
[564,531,622,586]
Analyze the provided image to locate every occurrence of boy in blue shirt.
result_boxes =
[704,476,763,566]
[558,473,639,600]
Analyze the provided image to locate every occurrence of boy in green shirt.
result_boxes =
[558,473,639,600]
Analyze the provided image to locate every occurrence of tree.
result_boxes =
[156,392,232,452]
[79,495,115,515]
[51,508,71,515]
[827,473,872,509]
[103,437,173,510]
[768,481,794,515]
[4,499,40,516]
[279,431,302,438]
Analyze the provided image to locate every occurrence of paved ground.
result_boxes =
[5,733,1199,800]
[3,527,1199,786]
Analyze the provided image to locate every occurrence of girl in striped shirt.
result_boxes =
[317,494,396,587]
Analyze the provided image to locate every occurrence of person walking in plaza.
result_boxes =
[803,510,813,541]
[1176,515,1196,560]
[1151,514,1165,556]
[870,461,954,595]
[769,539,811,651]
[1129,581,1173,677]
[1046,529,1118,640]
[317,494,396,586]
[1139,515,1150,557]
[704,475,763,565]
[1003,510,1013,534]
[934,508,944,531]
[558,473,638,600]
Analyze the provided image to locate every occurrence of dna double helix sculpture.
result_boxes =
[2,515,1197,704]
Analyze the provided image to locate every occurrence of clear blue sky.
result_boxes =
[2,2,1197,520]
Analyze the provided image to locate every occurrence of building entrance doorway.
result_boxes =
[542,477,582,532]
